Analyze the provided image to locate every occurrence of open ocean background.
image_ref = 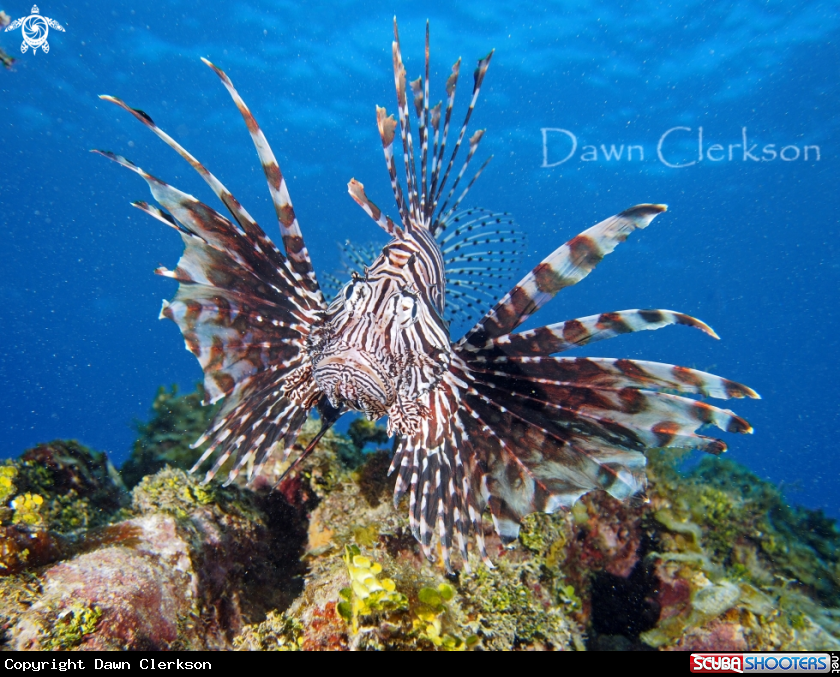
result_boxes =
[1,1,837,517]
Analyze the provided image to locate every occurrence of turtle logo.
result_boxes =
[4,5,65,54]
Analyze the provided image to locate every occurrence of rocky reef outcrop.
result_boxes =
[0,386,837,650]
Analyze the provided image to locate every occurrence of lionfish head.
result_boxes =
[309,241,451,434]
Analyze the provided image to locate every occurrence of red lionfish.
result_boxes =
[96,20,759,572]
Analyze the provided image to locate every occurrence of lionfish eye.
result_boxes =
[343,280,370,311]
[395,291,418,327]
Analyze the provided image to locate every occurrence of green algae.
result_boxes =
[412,583,475,651]
[11,494,45,528]
[233,611,304,651]
[42,603,102,650]
[131,466,262,527]
[131,467,215,521]
[0,465,18,507]
[337,545,408,634]
[459,558,579,650]
[639,450,840,650]
[11,440,127,533]
[347,418,390,453]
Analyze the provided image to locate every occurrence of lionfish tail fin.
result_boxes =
[460,204,667,348]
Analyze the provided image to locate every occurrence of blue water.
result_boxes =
[1,1,837,516]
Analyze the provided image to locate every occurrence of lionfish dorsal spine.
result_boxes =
[360,17,495,237]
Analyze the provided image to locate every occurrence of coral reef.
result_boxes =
[0,385,837,651]
[637,450,840,651]
[5,467,310,649]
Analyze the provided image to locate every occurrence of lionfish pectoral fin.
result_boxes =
[201,58,324,303]
[471,308,720,358]
[99,67,330,489]
[459,203,668,348]
[440,310,758,558]
[392,197,755,569]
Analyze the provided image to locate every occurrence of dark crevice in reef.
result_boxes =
[240,489,312,623]
[587,562,660,650]
[586,529,661,651]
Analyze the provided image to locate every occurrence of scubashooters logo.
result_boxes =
[4,5,64,54]
[690,653,832,674]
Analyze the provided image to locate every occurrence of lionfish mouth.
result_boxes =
[313,351,393,416]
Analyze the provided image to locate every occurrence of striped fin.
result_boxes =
[375,106,410,225]
[460,204,668,347]
[393,330,756,566]
[471,308,719,357]
[429,50,493,220]
[374,20,496,234]
[427,59,460,219]
[466,355,760,401]
[96,92,332,487]
[408,23,431,217]
[191,382,316,485]
[96,96,296,293]
[437,131,488,219]
[428,102,442,206]
[347,179,404,237]
[422,23,431,217]
[467,376,751,445]
[470,374,731,456]
[390,372,492,572]
[457,391,644,542]
[438,209,524,323]
[201,58,325,307]
[391,19,421,223]
[92,152,316,322]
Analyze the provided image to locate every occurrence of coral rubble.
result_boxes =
[0,388,837,651]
